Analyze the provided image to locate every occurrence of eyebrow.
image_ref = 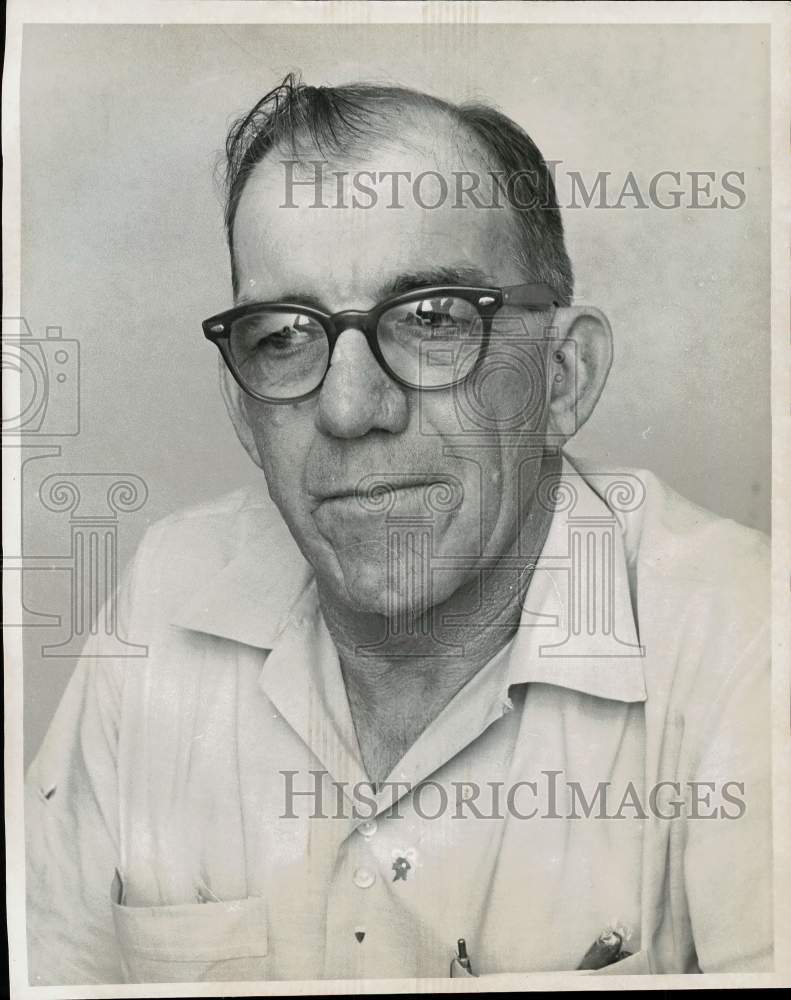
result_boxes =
[240,290,326,310]
[377,266,495,298]
[236,265,496,311]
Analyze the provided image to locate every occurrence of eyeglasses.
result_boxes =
[203,282,559,404]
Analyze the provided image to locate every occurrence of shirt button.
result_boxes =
[358,819,378,838]
[353,867,376,889]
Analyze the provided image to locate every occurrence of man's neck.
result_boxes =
[317,451,560,784]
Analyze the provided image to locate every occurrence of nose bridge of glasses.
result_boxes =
[329,309,373,336]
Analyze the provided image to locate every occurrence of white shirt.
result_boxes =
[25,455,772,983]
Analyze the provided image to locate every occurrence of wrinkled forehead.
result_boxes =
[231,118,524,305]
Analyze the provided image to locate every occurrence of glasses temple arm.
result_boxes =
[501,283,560,309]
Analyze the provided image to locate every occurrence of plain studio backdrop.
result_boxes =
[17,22,769,764]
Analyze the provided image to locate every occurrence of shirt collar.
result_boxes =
[502,454,646,703]
[170,497,313,650]
[171,454,646,703]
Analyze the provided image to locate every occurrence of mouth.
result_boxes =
[309,476,462,514]
[313,481,434,504]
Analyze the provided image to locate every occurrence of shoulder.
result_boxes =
[627,465,768,635]
[572,455,769,707]
[142,485,275,552]
[573,457,768,627]
[122,485,301,631]
[135,486,265,579]
[585,461,770,774]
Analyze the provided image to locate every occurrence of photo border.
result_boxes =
[3,1,789,995]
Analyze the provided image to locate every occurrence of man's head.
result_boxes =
[213,74,612,618]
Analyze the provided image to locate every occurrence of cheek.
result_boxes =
[423,347,548,439]
[470,344,549,434]
[243,400,312,506]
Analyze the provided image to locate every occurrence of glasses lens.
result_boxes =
[228,311,329,399]
[377,296,484,388]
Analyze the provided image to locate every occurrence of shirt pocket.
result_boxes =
[587,949,653,976]
[452,950,653,981]
[111,895,270,983]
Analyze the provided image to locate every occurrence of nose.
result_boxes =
[316,328,409,438]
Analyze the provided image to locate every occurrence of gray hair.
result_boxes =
[224,72,573,304]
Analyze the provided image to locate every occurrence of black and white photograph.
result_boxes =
[3,1,789,994]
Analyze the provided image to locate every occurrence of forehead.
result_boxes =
[231,121,523,304]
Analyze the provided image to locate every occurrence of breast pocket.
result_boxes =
[587,949,653,976]
[111,895,270,983]
[451,950,654,981]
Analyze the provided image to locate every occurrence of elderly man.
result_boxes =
[26,76,771,984]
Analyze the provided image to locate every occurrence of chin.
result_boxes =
[324,553,433,619]
[308,517,477,618]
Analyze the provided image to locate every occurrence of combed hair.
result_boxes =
[224,72,573,303]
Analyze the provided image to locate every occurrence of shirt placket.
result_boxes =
[319,649,521,978]
[322,811,421,978]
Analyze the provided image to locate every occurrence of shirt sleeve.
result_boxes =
[25,535,148,986]
[682,626,773,973]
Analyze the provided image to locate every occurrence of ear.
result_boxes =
[546,306,613,442]
[218,356,264,468]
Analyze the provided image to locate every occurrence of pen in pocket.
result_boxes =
[577,927,632,970]
[449,938,476,978]
[195,878,222,904]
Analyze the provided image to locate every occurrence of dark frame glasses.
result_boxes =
[203,282,559,404]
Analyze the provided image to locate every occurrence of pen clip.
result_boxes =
[195,877,221,904]
[111,868,126,906]
[450,937,476,978]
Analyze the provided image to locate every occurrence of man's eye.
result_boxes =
[238,314,324,355]
[421,311,450,326]
[416,299,456,327]
[263,326,308,349]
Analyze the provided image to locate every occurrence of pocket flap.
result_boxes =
[111,895,269,962]
[588,949,653,976]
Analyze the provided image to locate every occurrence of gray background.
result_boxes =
[18,23,770,764]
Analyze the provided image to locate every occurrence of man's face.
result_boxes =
[232,125,555,617]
